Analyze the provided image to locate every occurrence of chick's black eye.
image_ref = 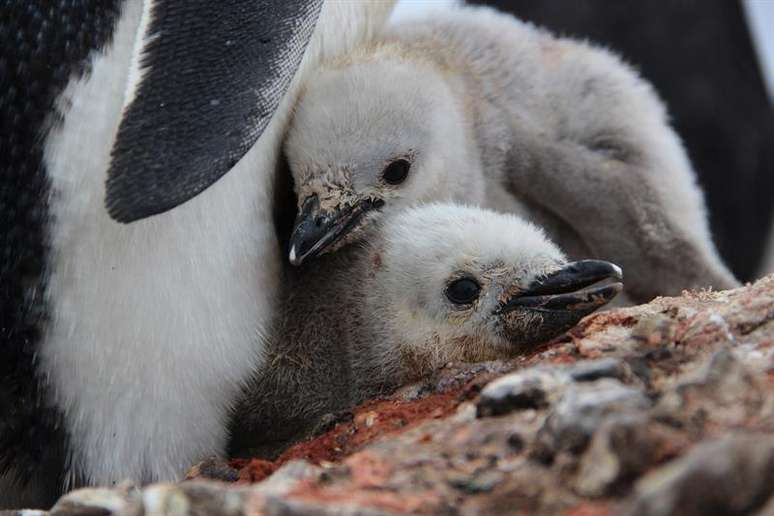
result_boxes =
[382,159,411,185]
[446,277,481,305]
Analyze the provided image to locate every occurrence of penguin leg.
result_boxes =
[503,132,739,302]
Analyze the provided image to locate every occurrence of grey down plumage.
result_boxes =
[283,4,737,303]
[230,204,622,457]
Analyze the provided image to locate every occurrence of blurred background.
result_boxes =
[392,0,774,283]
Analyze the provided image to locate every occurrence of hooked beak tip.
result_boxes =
[497,260,623,347]
[288,195,384,266]
[501,260,623,313]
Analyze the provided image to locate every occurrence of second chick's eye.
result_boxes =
[382,159,411,185]
[446,277,481,305]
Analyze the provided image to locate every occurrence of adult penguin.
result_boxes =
[0,0,394,507]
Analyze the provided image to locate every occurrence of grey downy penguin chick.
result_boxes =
[0,1,394,507]
[283,4,738,302]
[229,204,622,457]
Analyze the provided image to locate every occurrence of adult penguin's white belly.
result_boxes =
[41,0,278,488]
[0,0,395,506]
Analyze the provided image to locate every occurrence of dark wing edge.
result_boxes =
[106,0,323,223]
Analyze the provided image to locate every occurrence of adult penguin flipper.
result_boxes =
[106,0,323,223]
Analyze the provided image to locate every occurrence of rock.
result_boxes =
[140,483,246,516]
[626,434,774,516]
[49,484,138,516]
[262,497,395,516]
[476,367,570,417]
[533,379,652,460]
[568,358,633,384]
[447,470,505,494]
[655,347,766,431]
[573,414,690,497]
[184,456,240,482]
[255,459,322,497]
[631,313,678,349]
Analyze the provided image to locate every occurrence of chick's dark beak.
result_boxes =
[288,194,383,266]
[499,260,623,343]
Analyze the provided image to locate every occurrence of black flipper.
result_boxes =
[106,0,323,222]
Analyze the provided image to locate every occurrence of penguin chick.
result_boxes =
[229,204,622,457]
[283,4,738,302]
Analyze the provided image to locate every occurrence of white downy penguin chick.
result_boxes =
[229,204,622,457]
[283,4,738,302]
